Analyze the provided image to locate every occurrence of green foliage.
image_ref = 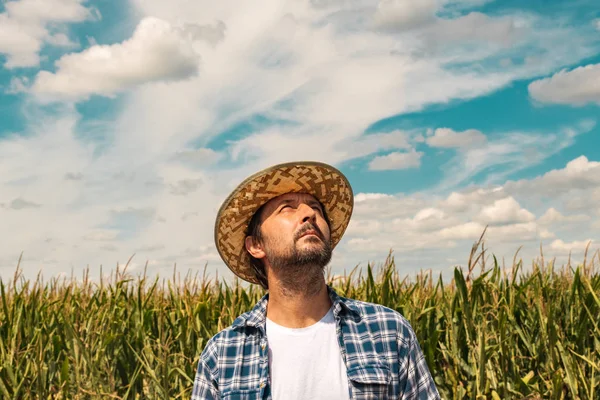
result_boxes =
[0,243,599,399]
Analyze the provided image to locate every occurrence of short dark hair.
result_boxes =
[246,203,269,290]
[245,197,331,290]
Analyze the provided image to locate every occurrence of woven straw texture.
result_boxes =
[214,161,354,284]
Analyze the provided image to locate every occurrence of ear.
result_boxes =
[245,236,266,259]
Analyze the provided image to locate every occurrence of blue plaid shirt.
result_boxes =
[192,285,440,399]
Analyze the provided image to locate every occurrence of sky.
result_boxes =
[1,0,600,284]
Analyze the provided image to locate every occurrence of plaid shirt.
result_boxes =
[192,285,440,399]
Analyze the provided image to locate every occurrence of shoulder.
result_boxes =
[340,296,418,343]
[202,314,254,356]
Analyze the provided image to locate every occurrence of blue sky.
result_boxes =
[1,0,599,282]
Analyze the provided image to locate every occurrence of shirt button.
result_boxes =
[261,342,266,350]
[259,381,265,389]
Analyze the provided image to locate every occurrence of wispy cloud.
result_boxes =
[0,0,97,68]
[1,0,600,280]
[429,120,596,192]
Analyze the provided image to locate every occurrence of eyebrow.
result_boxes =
[278,198,323,210]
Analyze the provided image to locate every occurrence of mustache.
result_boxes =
[295,223,324,241]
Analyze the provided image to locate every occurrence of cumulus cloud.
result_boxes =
[476,197,535,226]
[426,127,487,148]
[549,239,595,255]
[341,175,598,276]
[32,17,201,101]
[368,150,423,170]
[339,153,600,273]
[441,187,505,212]
[528,64,600,105]
[438,221,486,240]
[505,155,600,196]
[0,0,95,68]
[538,208,589,226]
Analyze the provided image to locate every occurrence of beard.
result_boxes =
[264,225,333,296]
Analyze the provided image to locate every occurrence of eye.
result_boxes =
[311,205,323,213]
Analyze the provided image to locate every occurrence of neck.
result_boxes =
[265,271,332,329]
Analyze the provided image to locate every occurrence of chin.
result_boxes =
[297,240,323,250]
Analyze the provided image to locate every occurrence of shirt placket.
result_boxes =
[335,311,354,399]
[258,330,271,399]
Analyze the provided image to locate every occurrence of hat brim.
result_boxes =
[214,161,354,284]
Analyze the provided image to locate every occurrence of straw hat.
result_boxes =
[214,161,354,284]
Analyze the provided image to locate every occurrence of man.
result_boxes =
[192,161,440,399]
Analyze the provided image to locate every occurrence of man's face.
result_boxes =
[251,192,332,270]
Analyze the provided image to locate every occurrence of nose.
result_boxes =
[298,203,317,224]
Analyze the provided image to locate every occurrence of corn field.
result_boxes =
[1,240,599,399]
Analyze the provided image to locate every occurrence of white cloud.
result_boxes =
[396,207,458,232]
[368,150,423,170]
[476,197,535,226]
[5,0,93,23]
[549,239,595,255]
[371,0,521,53]
[427,127,487,148]
[8,198,42,210]
[2,0,600,282]
[226,128,414,169]
[441,187,505,213]
[438,221,485,240]
[83,230,119,242]
[505,155,600,196]
[426,12,525,47]
[336,154,599,275]
[528,63,600,105]
[538,208,589,226]
[45,32,78,48]
[5,77,30,94]
[169,178,204,196]
[372,0,439,32]
[432,121,596,191]
[0,0,95,68]
[172,148,223,168]
[32,17,201,101]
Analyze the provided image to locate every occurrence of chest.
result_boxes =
[266,318,350,400]
[216,322,400,399]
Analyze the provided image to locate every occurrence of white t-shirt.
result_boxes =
[265,306,351,400]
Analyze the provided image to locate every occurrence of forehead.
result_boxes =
[259,192,321,217]
[265,192,320,208]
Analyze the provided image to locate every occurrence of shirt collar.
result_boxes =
[231,284,361,331]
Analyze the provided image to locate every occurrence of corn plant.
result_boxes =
[0,240,598,399]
